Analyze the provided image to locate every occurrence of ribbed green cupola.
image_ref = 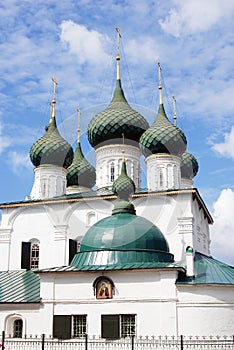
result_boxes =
[139,62,187,157]
[71,155,174,269]
[67,108,96,188]
[180,151,199,179]
[87,47,149,149]
[30,79,73,168]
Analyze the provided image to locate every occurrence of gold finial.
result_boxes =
[158,61,163,104]
[172,95,177,126]
[122,133,125,162]
[77,107,81,142]
[116,26,121,80]
[52,76,58,101]
[50,76,58,120]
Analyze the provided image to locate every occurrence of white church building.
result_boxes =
[0,40,233,340]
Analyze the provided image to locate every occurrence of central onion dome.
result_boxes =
[71,156,174,268]
[180,151,199,179]
[87,54,149,149]
[30,99,73,168]
[139,62,187,157]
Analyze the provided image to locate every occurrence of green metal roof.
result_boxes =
[0,270,40,303]
[177,253,234,285]
[139,104,187,157]
[87,79,149,148]
[37,261,183,273]
[80,213,170,254]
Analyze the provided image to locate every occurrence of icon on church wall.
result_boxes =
[96,279,112,299]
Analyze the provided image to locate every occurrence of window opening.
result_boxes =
[73,315,87,338]
[110,162,115,182]
[13,319,23,338]
[30,243,39,269]
[121,314,136,337]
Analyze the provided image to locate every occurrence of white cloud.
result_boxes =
[0,121,11,154]
[212,126,234,159]
[159,0,234,37]
[60,21,111,65]
[7,151,33,174]
[210,189,234,266]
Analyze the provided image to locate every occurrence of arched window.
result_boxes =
[110,162,115,182]
[13,319,23,338]
[159,169,163,188]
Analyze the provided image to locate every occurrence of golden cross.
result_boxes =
[116,26,121,55]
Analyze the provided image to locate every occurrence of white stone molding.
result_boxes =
[95,144,141,190]
[66,186,93,195]
[145,154,181,191]
[0,228,12,243]
[54,224,68,241]
[30,165,67,200]
[178,217,194,235]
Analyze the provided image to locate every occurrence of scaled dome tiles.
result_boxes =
[67,141,96,188]
[181,151,199,179]
[87,80,149,148]
[30,118,74,168]
[140,104,187,157]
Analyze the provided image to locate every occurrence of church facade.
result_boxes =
[0,45,233,340]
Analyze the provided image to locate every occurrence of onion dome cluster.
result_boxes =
[180,151,199,179]
[87,80,149,148]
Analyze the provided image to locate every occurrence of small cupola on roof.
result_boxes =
[112,141,135,201]
[87,29,149,149]
[71,157,174,269]
[139,62,187,157]
[29,77,73,200]
[30,77,73,168]
[67,108,96,194]
[180,151,199,189]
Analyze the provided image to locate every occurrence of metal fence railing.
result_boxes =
[1,332,234,350]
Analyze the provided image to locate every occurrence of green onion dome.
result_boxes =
[30,115,74,168]
[180,151,199,179]
[112,157,135,200]
[139,104,187,157]
[87,79,149,148]
[75,199,174,267]
[67,141,96,188]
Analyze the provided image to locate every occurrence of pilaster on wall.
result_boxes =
[0,228,12,270]
[30,165,67,200]
[145,154,181,191]
[95,144,141,191]
[178,217,194,262]
[53,224,68,266]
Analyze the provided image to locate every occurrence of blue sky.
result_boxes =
[0,0,233,264]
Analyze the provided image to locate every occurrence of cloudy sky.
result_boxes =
[0,0,233,264]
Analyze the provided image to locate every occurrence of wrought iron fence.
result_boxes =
[1,332,234,350]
